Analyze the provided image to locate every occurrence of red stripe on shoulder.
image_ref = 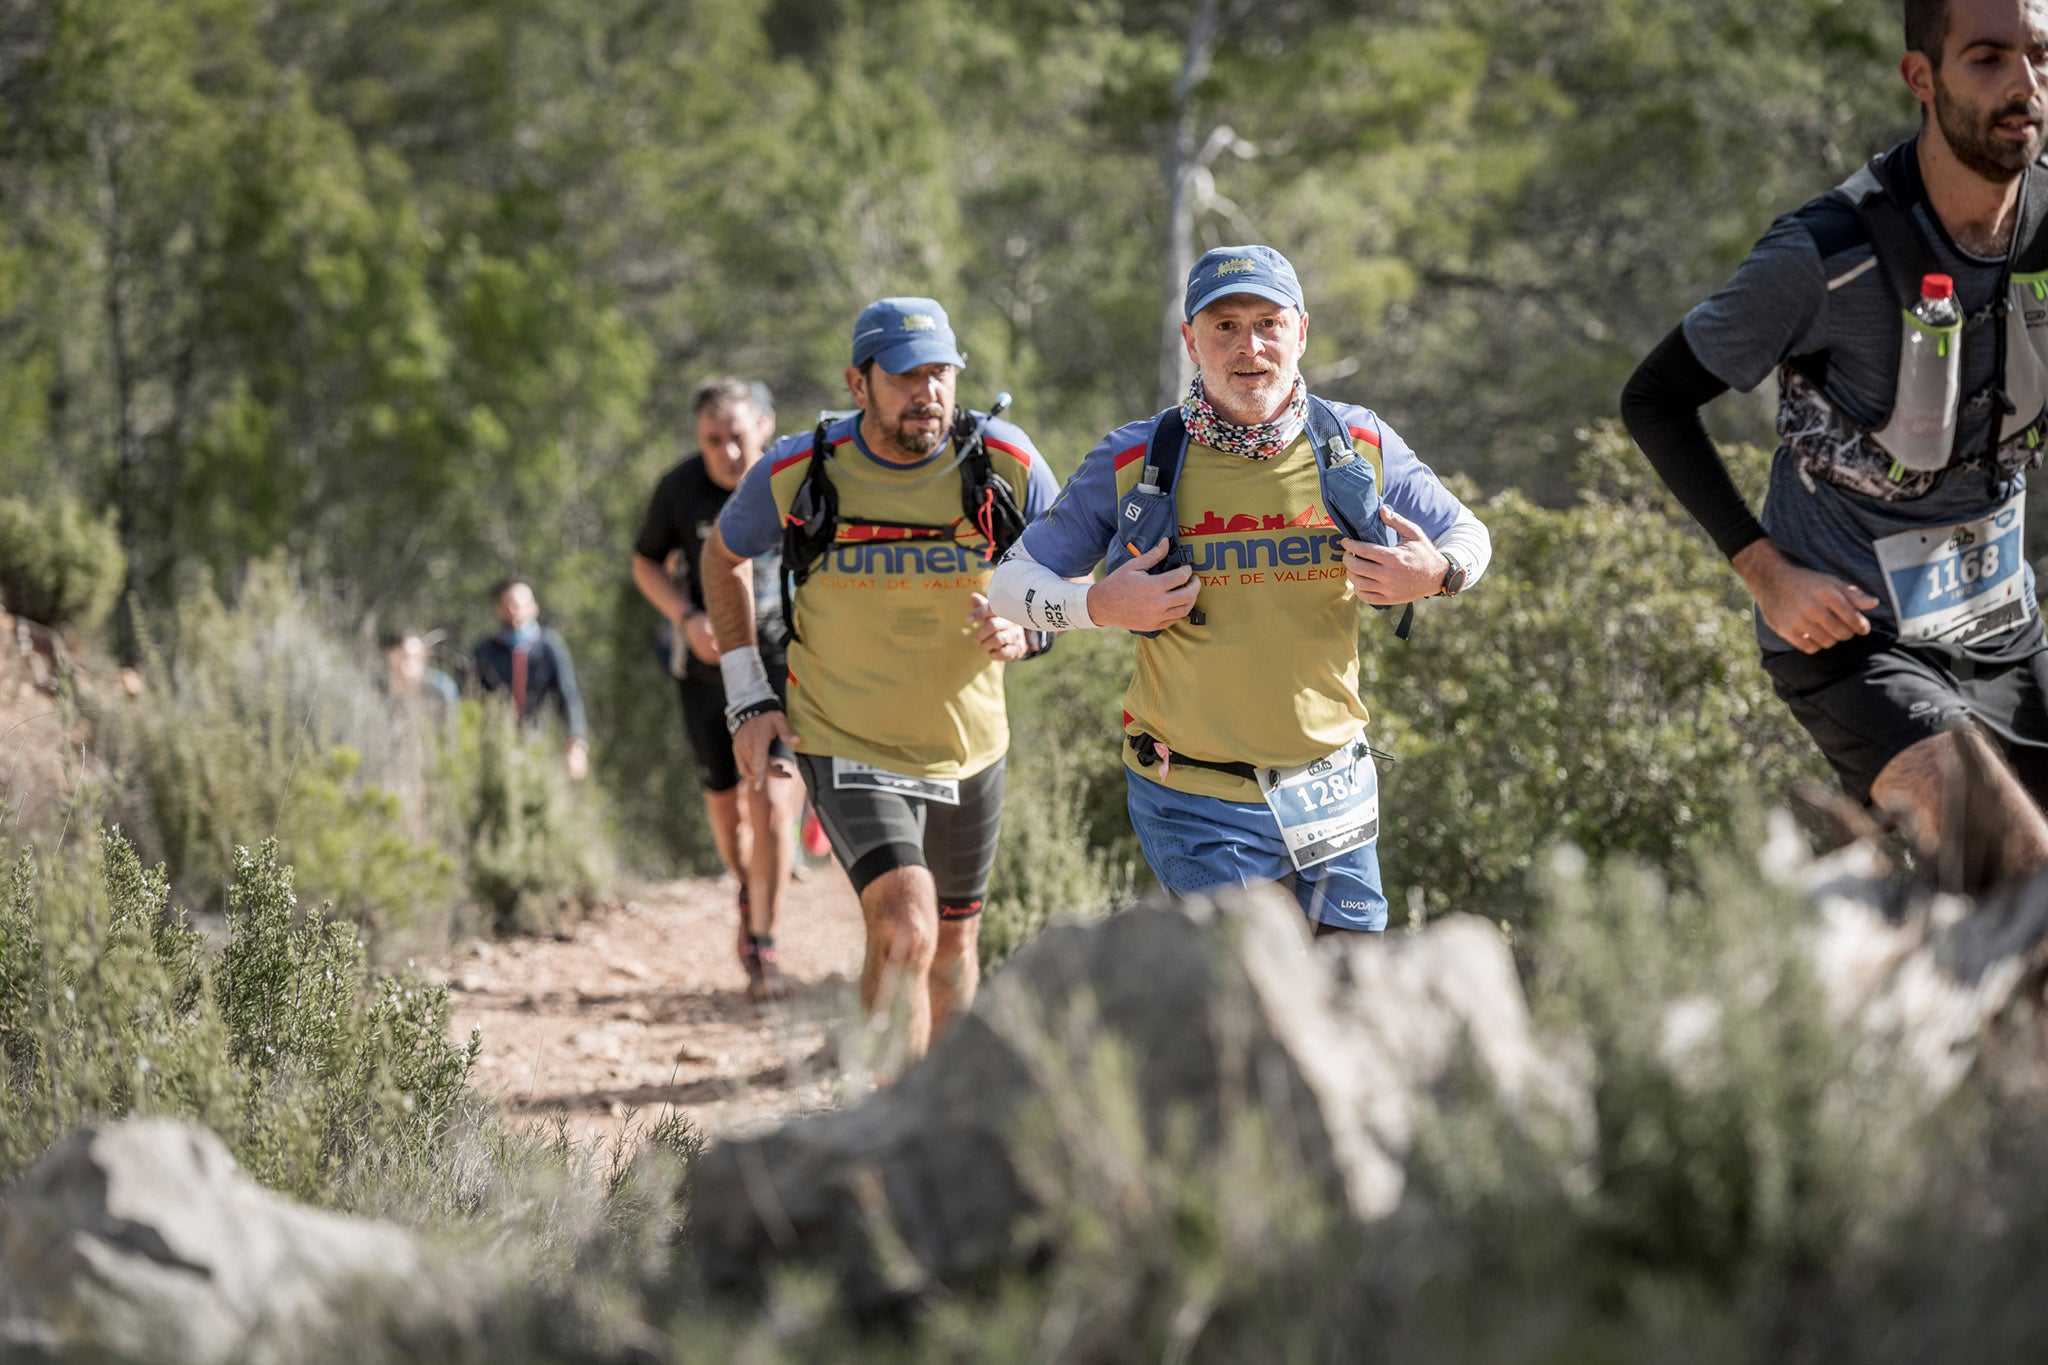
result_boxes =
[1111,442,1149,472]
[771,433,850,476]
[984,436,1032,468]
[1345,424,1382,449]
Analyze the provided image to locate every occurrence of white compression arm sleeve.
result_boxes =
[717,644,777,710]
[987,544,1098,632]
[1434,505,1493,589]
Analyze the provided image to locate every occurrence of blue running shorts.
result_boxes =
[1124,770,1387,931]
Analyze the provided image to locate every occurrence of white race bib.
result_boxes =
[1256,740,1379,873]
[830,758,960,805]
[1873,493,2032,645]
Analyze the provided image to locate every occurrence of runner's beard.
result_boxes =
[1207,366,1294,425]
[1935,83,2047,182]
[882,403,948,456]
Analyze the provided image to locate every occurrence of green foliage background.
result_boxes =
[0,0,1913,885]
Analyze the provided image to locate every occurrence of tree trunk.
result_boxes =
[93,127,146,660]
[1158,0,1222,410]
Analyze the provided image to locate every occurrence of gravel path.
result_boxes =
[439,864,869,1148]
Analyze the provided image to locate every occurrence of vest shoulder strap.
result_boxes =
[1141,407,1190,492]
[2016,157,2048,273]
[1303,395,1358,473]
[1841,143,1940,310]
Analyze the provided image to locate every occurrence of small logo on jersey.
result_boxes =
[1123,503,1143,522]
[1181,506,1335,537]
[1998,508,2020,529]
[901,314,937,332]
[1947,527,1977,553]
[1215,258,1256,276]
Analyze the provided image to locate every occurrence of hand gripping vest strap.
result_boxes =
[777,410,1029,646]
[1103,398,1413,640]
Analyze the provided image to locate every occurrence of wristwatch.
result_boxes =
[1438,552,1467,597]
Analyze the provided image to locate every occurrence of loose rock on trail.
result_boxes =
[438,865,869,1147]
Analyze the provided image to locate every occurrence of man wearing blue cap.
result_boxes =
[990,246,1493,934]
[701,297,1058,1061]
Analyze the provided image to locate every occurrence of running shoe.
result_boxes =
[743,936,788,1001]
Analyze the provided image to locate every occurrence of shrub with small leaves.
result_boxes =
[0,827,480,1207]
[0,492,124,630]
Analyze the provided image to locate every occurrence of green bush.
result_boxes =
[101,562,461,947]
[0,492,125,630]
[1362,424,1829,925]
[443,700,614,935]
[0,828,480,1204]
[97,557,614,947]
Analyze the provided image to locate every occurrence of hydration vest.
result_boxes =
[1103,396,1412,640]
[1780,141,2048,501]
[778,405,1028,646]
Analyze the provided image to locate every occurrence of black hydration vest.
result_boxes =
[1101,395,1412,640]
[778,405,1028,646]
[1781,141,2048,499]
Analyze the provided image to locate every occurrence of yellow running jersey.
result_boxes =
[722,415,1055,778]
[1113,430,1378,800]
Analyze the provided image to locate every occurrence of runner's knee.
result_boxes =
[849,843,927,896]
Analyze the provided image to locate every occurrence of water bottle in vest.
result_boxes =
[1872,272,1962,475]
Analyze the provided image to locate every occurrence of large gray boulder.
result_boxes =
[0,1118,475,1363]
[690,892,1587,1317]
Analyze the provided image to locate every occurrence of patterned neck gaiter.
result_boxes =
[1181,373,1308,460]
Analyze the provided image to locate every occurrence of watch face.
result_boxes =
[1442,558,1467,596]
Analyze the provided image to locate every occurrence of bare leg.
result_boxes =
[704,787,745,880]
[1871,729,2048,887]
[858,865,940,1060]
[744,766,805,938]
[930,916,981,1040]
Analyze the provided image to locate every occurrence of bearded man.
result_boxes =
[701,298,1057,1062]
[1622,0,2048,882]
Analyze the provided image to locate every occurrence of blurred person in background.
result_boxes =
[471,575,589,781]
[632,376,803,999]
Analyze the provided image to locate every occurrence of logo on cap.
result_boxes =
[901,314,937,332]
[1216,258,1256,276]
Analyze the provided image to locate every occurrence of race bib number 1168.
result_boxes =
[1874,493,2031,645]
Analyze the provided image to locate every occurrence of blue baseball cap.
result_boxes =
[849,297,968,373]
[1184,245,1305,322]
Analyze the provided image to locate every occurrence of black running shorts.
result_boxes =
[675,649,790,794]
[1764,639,2048,806]
[794,753,1006,918]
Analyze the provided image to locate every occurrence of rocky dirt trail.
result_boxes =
[435,863,869,1148]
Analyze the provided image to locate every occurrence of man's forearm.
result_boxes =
[1619,324,1765,561]
[699,528,760,653]
[631,554,694,623]
[989,547,1098,632]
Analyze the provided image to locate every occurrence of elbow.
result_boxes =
[1617,362,1657,443]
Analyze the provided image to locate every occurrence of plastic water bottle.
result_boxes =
[1875,272,1963,474]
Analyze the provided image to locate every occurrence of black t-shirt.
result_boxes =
[634,455,785,681]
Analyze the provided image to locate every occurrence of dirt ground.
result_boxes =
[437,862,871,1148]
